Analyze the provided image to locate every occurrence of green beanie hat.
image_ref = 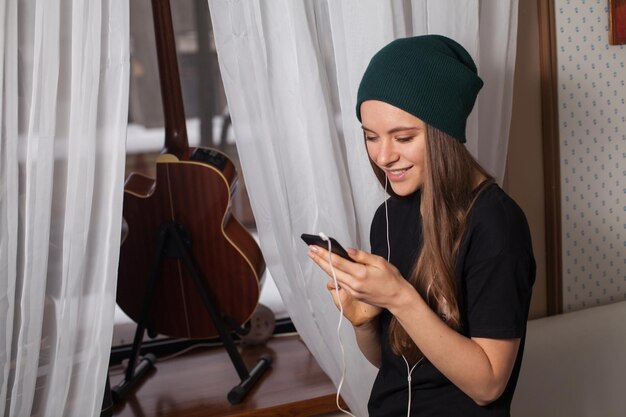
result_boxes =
[356,35,483,143]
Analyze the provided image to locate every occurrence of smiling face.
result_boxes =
[361,100,428,197]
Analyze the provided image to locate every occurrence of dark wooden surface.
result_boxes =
[110,334,345,417]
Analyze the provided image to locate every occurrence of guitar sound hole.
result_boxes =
[190,148,228,171]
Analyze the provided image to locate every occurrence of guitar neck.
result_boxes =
[152,0,189,158]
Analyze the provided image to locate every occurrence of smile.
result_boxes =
[385,167,411,180]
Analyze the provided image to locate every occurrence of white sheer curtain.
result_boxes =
[0,1,129,416]
[208,1,518,415]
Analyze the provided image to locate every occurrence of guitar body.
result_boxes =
[117,147,265,339]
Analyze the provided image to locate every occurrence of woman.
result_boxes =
[307,35,535,416]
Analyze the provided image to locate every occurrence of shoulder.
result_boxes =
[469,184,528,228]
[464,184,533,260]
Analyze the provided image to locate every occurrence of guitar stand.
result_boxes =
[111,221,272,405]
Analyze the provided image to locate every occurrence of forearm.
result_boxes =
[388,287,518,405]
[353,319,382,368]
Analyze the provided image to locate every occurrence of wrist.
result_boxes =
[387,281,424,318]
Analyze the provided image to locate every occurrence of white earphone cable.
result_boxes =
[320,175,416,416]
[385,176,391,261]
[385,174,420,415]
[402,355,422,417]
[324,236,357,417]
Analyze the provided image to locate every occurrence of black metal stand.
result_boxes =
[101,373,114,417]
[111,221,272,405]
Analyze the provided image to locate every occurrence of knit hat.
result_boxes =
[356,35,483,143]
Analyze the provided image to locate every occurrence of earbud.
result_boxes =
[319,232,329,242]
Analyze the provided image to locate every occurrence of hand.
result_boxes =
[307,245,381,326]
[307,245,413,318]
[325,278,381,327]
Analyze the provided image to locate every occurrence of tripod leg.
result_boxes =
[169,225,249,378]
[169,224,272,404]
[111,353,156,402]
[112,224,169,402]
[101,372,113,417]
[227,354,273,404]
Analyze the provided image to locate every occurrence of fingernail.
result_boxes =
[309,245,318,252]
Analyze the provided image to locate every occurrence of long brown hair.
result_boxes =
[369,125,493,363]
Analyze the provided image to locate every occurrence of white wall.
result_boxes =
[555,0,626,312]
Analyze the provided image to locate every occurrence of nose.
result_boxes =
[377,138,398,167]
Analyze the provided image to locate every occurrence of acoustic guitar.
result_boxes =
[117,0,265,339]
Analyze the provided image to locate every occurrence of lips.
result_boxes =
[385,167,411,181]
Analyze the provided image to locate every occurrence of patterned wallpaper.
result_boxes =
[555,0,626,312]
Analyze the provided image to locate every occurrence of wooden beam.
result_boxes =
[537,0,563,315]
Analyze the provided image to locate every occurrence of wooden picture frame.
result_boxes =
[609,0,626,45]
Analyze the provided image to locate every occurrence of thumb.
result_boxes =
[346,247,370,264]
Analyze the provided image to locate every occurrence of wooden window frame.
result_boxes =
[537,0,563,315]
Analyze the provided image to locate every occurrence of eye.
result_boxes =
[364,134,378,142]
[395,136,414,143]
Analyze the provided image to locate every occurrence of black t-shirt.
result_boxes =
[367,184,535,417]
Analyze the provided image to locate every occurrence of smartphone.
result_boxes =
[301,233,354,262]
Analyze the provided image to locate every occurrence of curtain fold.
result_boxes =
[0,1,129,416]
[208,1,518,415]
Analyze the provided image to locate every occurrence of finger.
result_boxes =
[345,247,381,267]
[326,279,345,302]
[307,245,336,277]
[326,280,356,309]
[326,279,353,300]
[310,245,363,276]
[308,246,370,300]
[308,245,347,277]
[327,280,342,299]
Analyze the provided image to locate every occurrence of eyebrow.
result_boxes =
[361,125,422,134]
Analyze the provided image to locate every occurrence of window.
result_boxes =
[126,0,255,229]
[114,0,255,348]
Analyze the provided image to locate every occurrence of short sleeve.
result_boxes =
[461,188,536,339]
[465,249,535,338]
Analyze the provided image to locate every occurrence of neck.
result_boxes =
[472,170,488,189]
